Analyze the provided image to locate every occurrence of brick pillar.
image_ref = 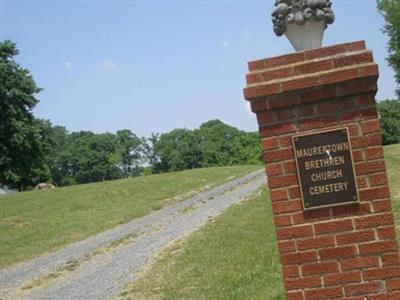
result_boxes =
[244,41,400,300]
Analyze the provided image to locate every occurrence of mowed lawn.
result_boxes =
[122,144,400,300]
[0,165,261,269]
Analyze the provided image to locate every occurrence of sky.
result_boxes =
[1,0,397,137]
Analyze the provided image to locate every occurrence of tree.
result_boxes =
[377,99,400,145]
[0,40,51,190]
[116,129,143,177]
[378,0,400,96]
[59,131,124,184]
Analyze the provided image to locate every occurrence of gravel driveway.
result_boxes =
[0,170,266,300]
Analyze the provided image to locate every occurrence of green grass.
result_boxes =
[0,165,261,269]
[122,144,400,300]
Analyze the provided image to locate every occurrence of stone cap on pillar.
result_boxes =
[243,41,379,112]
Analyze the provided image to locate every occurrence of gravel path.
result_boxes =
[0,170,266,300]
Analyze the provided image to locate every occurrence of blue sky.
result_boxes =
[2,0,396,137]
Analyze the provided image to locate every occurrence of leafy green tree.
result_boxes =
[0,40,51,190]
[62,131,123,184]
[116,129,143,177]
[378,0,400,96]
[377,99,400,145]
[151,120,261,173]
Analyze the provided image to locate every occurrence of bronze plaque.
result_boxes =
[292,128,359,210]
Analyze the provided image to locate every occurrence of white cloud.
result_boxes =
[245,102,252,114]
[101,60,117,71]
[221,40,231,49]
[65,62,72,69]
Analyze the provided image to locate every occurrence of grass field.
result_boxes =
[0,165,261,269]
[122,144,400,300]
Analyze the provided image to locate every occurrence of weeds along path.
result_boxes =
[0,169,266,300]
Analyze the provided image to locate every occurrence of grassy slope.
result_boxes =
[0,165,260,269]
[123,144,400,300]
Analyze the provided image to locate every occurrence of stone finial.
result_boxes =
[271,0,335,51]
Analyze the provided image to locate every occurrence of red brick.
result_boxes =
[341,256,380,271]
[276,224,313,240]
[355,160,386,175]
[316,98,354,114]
[274,214,292,227]
[355,213,394,229]
[244,83,281,100]
[250,99,267,112]
[382,253,400,266]
[344,281,384,297]
[323,271,361,286]
[265,163,283,176]
[296,105,315,118]
[346,40,366,51]
[340,107,378,123]
[356,176,368,189]
[297,236,335,251]
[275,108,296,121]
[369,172,388,187]
[266,52,306,68]
[270,188,288,202]
[272,199,302,214]
[281,75,321,94]
[297,87,335,105]
[336,79,378,97]
[365,147,384,160]
[292,208,331,224]
[305,287,343,300]
[319,245,357,260]
[331,202,370,217]
[279,240,296,253]
[279,135,293,147]
[319,67,360,85]
[372,199,392,213]
[355,94,376,108]
[351,149,363,162]
[314,219,353,235]
[336,230,375,245]
[268,174,298,189]
[263,148,293,163]
[359,240,398,255]
[363,266,400,280]
[294,59,334,75]
[347,123,361,137]
[387,278,400,291]
[287,291,304,300]
[280,251,318,265]
[360,64,379,77]
[283,265,300,278]
[298,115,337,130]
[377,226,397,240]
[361,119,381,134]
[260,66,294,82]
[358,186,391,202]
[256,111,275,125]
[285,276,322,290]
[260,137,279,151]
[301,261,339,276]
[288,186,301,199]
[245,73,262,85]
[283,161,296,174]
[333,51,373,68]
[305,43,347,60]
[372,291,400,300]
[268,94,298,110]
[259,123,296,138]
[248,59,266,71]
